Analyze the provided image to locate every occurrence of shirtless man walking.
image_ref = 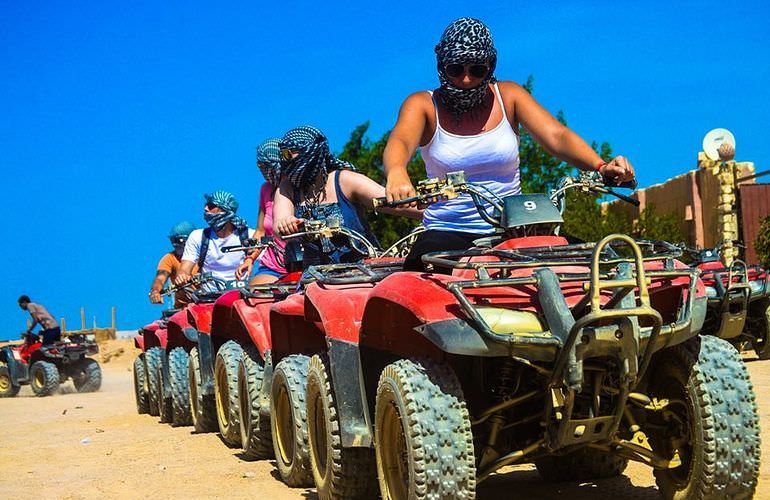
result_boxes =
[18,295,61,345]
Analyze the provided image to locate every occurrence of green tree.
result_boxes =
[633,205,684,243]
[755,216,770,268]
[337,122,422,247]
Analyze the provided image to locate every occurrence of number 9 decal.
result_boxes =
[523,201,537,211]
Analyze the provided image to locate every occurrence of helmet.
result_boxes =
[169,221,195,251]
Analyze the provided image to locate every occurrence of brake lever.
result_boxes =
[605,187,641,207]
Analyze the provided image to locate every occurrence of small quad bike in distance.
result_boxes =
[681,241,770,359]
[278,170,759,499]
[1,332,101,397]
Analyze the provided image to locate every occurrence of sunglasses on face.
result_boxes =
[170,236,187,246]
[444,63,489,79]
[280,148,296,162]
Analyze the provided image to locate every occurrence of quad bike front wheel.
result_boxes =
[270,354,312,487]
[30,361,60,397]
[646,335,760,499]
[71,358,102,393]
[168,347,192,426]
[144,347,164,416]
[133,355,149,413]
[189,346,217,433]
[156,360,173,423]
[0,364,20,398]
[238,345,272,459]
[214,340,243,447]
[306,354,377,500]
[374,358,476,500]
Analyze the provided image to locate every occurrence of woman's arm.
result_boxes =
[502,81,634,183]
[255,208,266,240]
[340,170,423,219]
[383,92,432,203]
[273,179,303,237]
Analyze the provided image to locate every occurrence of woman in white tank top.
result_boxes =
[383,17,637,272]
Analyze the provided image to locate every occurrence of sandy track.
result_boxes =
[0,341,767,499]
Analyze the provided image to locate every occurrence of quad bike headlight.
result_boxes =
[705,286,718,298]
[475,307,545,335]
[749,280,765,294]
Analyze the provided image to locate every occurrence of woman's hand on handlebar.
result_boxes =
[275,216,304,238]
[235,258,254,280]
[599,155,636,186]
[385,170,417,206]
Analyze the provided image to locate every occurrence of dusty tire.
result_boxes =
[270,354,312,487]
[189,346,217,433]
[535,448,628,481]
[133,355,149,413]
[0,364,20,398]
[374,358,476,500]
[168,347,192,426]
[750,300,770,360]
[307,354,377,499]
[30,361,60,397]
[72,358,102,393]
[214,341,243,447]
[145,347,164,416]
[157,359,173,423]
[647,335,760,499]
[238,345,273,459]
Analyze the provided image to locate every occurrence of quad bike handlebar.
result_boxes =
[282,217,380,259]
[221,236,278,254]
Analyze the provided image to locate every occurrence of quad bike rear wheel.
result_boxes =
[133,355,149,413]
[30,361,60,397]
[168,347,192,426]
[749,299,770,360]
[238,345,273,458]
[0,364,20,398]
[307,354,377,499]
[156,361,173,423]
[189,346,217,432]
[270,354,312,487]
[214,340,243,447]
[72,358,102,393]
[535,448,628,481]
[646,335,760,499]
[374,358,476,500]
[145,347,164,416]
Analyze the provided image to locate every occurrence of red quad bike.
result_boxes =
[132,270,243,424]
[680,241,770,359]
[1,332,101,397]
[274,170,759,499]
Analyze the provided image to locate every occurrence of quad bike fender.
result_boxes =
[196,332,216,396]
[210,290,242,339]
[187,303,214,334]
[140,322,161,350]
[327,338,372,448]
[233,298,273,356]
[304,282,373,342]
[134,331,145,351]
[269,293,325,363]
[156,329,168,349]
[1,347,28,384]
[166,310,197,351]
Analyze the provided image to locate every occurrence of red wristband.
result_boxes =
[595,161,608,172]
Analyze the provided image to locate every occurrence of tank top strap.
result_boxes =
[426,90,440,124]
[492,82,509,122]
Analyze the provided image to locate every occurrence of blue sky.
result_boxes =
[2,1,768,338]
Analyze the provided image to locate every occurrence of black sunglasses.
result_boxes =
[445,63,489,79]
[170,236,187,245]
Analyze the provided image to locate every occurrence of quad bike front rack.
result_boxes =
[708,259,751,339]
[302,260,404,286]
[423,234,702,454]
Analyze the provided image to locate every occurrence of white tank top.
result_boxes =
[421,83,521,234]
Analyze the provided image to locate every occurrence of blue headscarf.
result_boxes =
[257,138,282,188]
[203,190,247,231]
[279,126,355,206]
[168,220,196,251]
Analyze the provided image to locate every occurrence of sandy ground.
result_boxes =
[0,339,768,499]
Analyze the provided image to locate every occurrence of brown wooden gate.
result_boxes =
[739,183,770,264]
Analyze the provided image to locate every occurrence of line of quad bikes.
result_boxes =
[132,171,768,499]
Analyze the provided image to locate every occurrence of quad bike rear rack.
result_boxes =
[240,281,300,305]
[704,259,751,339]
[423,235,704,455]
[301,260,404,286]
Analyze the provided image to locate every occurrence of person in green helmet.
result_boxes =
[148,221,197,308]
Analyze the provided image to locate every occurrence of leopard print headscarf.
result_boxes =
[279,126,356,206]
[435,18,497,117]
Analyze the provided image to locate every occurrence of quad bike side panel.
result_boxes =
[233,298,274,356]
[1,346,29,384]
[141,323,163,350]
[166,310,197,351]
[269,293,325,364]
[187,303,215,335]
[304,283,373,343]
[210,290,243,342]
[134,331,145,351]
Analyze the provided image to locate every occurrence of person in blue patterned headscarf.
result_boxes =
[257,138,282,188]
[203,190,247,231]
[272,125,422,268]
